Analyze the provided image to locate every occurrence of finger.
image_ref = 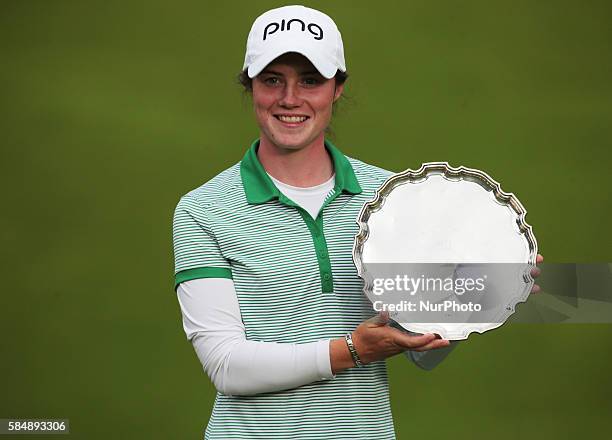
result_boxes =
[530,267,541,278]
[530,283,541,294]
[536,254,544,264]
[411,339,451,352]
[394,331,437,349]
[366,311,390,326]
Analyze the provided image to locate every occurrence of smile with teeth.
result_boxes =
[275,115,309,124]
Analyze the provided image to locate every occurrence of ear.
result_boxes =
[333,82,344,102]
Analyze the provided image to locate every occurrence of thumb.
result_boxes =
[366,311,390,326]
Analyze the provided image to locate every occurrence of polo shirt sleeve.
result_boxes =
[172,195,232,290]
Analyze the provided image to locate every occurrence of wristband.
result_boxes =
[345,332,364,368]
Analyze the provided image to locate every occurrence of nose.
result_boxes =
[278,81,302,108]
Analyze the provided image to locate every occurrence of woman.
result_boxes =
[172,5,542,439]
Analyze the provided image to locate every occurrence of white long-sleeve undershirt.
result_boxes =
[177,279,335,396]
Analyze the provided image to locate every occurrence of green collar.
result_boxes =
[240,138,362,204]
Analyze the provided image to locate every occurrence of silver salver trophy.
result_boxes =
[352,163,538,340]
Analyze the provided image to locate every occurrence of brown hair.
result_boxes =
[237,69,349,92]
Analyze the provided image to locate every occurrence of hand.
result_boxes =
[330,311,450,374]
[530,254,544,294]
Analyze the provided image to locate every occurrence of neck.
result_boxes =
[257,133,334,187]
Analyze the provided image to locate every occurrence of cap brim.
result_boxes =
[247,43,339,79]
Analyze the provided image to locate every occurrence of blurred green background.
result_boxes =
[1,0,611,438]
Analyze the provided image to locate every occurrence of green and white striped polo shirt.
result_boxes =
[173,139,396,439]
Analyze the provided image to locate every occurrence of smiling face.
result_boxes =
[251,52,344,152]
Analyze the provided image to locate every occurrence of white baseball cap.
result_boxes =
[242,5,346,79]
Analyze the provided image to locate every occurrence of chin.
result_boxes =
[270,133,313,150]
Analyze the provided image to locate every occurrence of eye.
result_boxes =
[301,77,322,86]
[263,76,281,86]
